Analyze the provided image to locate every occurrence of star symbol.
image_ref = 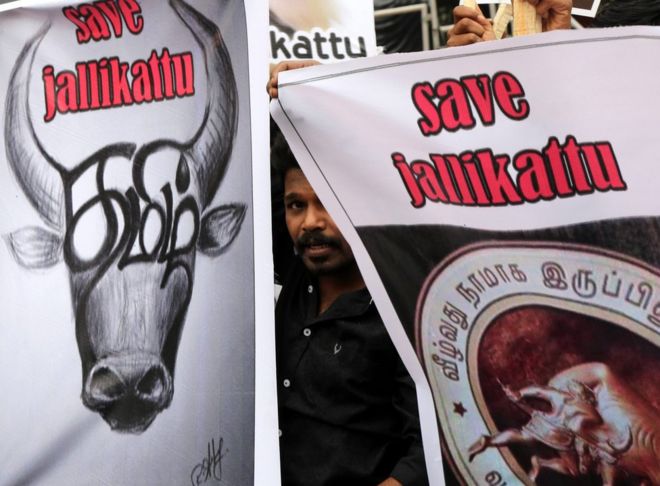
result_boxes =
[453,402,467,417]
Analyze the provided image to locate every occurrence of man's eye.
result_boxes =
[286,201,304,210]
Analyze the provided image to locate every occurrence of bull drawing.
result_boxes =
[3,0,245,433]
[548,363,660,485]
[469,362,659,485]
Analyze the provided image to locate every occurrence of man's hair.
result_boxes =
[271,129,300,176]
[593,0,660,27]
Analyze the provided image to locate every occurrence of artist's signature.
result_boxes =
[190,436,226,486]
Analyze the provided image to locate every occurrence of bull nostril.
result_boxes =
[89,367,125,402]
[136,367,166,401]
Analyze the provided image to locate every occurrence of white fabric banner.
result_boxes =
[0,1,277,484]
[273,27,660,486]
[269,0,377,63]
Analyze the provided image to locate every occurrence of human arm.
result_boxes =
[387,359,429,486]
[267,60,321,98]
[270,122,295,283]
[518,384,561,401]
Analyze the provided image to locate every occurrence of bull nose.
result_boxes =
[83,354,173,433]
[136,365,168,401]
[87,366,125,402]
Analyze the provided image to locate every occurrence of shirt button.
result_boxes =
[283,378,291,388]
[307,285,313,293]
[303,328,311,337]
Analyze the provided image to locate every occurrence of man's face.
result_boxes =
[284,168,355,275]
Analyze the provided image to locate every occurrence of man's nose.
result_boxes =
[302,206,327,231]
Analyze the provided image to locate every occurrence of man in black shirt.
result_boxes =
[272,132,428,486]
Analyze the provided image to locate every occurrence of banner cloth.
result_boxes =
[0,1,277,484]
[273,27,660,486]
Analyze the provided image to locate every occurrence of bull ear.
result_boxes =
[198,203,246,257]
[4,226,63,269]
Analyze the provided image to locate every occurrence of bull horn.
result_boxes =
[5,23,65,231]
[170,0,238,209]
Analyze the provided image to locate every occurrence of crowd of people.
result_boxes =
[267,1,658,484]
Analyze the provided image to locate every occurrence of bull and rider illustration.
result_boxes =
[469,362,660,485]
[3,0,245,433]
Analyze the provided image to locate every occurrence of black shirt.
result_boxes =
[276,259,428,486]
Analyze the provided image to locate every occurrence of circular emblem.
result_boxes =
[416,243,660,486]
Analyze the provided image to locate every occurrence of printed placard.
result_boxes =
[269,0,377,62]
[273,27,660,485]
[572,0,601,18]
[0,1,276,484]
[418,243,659,485]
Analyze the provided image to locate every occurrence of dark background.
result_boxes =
[358,217,660,345]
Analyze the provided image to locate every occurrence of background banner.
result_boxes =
[0,1,277,484]
[269,0,377,63]
[273,27,660,486]
[572,0,601,17]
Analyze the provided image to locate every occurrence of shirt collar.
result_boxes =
[306,279,374,324]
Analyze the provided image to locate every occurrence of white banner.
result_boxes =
[0,1,277,484]
[273,27,660,486]
[269,0,377,63]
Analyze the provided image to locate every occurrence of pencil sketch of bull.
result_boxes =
[3,0,245,433]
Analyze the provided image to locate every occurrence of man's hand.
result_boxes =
[378,478,403,486]
[447,5,495,47]
[527,0,573,31]
[447,0,571,48]
[267,60,320,98]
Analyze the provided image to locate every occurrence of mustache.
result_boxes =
[295,231,340,249]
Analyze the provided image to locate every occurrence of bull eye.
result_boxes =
[72,202,110,262]
[176,155,190,194]
[174,209,196,251]
[65,190,127,272]
[140,206,164,255]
